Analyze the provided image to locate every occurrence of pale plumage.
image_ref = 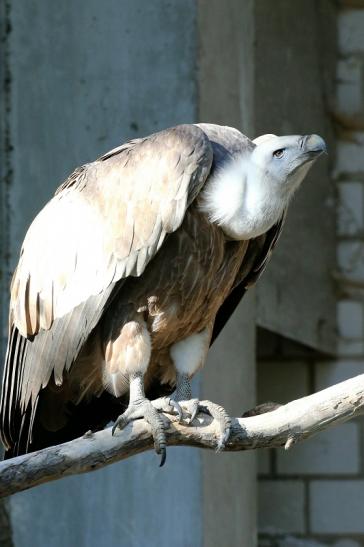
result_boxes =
[0,123,325,460]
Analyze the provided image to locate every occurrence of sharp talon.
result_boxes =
[113,398,167,464]
[112,413,127,435]
[216,429,230,452]
[151,396,183,421]
[198,400,231,452]
[178,398,199,425]
[170,399,183,422]
[216,442,224,453]
[285,436,294,450]
[112,420,119,436]
[159,447,167,467]
[222,427,231,446]
[189,404,199,424]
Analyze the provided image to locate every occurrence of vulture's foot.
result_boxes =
[152,397,184,422]
[112,397,167,466]
[200,400,231,451]
[177,398,232,451]
[151,396,198,425]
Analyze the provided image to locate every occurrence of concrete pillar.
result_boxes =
[202,292,256,547]
[198,2,257,545]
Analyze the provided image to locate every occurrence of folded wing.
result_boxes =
[1,124,213,454]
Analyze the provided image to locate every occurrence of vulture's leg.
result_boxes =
[107,319,167,465]
[153,328,231,451]
[112,372,167,465]
[150,372,188,424]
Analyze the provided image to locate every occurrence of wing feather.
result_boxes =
[1,124,213,454]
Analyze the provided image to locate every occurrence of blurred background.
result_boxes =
[0,0,363,546]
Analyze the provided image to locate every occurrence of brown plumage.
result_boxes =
[1,122,308,459]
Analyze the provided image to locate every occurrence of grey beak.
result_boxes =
[301,134,327,156]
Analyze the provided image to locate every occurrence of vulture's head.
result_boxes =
[252,133,327,197]
[201,132,326,240]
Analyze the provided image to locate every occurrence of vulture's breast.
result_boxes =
[127,206,249,349]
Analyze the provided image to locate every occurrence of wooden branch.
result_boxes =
[1,372,364,499]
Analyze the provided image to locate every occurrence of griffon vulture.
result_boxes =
[0,123,326,464]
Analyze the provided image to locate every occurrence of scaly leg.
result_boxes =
[105,318,169,465]
[112,372,168,466]
[151,371,191,423]
[153,328,232,451]
[174,372,231,451]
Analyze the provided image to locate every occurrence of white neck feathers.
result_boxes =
[199,156,288,240]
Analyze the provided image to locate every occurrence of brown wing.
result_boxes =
[1,124,213,455]
[211,214,286,344]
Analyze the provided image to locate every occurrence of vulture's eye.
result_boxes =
[273,149,285,159]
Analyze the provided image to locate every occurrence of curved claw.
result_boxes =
[111,420,119,436]
[112,412,129,436]
[112,398,167,464]
[151,396,184,422]
[169,399,183,422]
[180,399,231,451]
[159,447,166,467]
[188,399,199,424]
[216,426,231,452]
[203,401,231,451]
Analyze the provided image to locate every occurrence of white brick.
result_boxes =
[276,423,360,475]
[259,481,305,534]
[258,360,309,405]
[316,359,364,389]
[337,299,364,339]
[338,182,364,235]
[339,10,364,54]
[335,133,364,175]
[336,58,363,117]
[310,480,364,533]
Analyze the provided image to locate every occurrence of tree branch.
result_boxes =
[1,372,364,499]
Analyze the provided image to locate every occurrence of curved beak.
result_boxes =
[300,134,327,157]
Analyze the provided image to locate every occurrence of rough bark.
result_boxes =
[0,372,364,498]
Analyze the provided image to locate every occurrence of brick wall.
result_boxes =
[257,3,364,545]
